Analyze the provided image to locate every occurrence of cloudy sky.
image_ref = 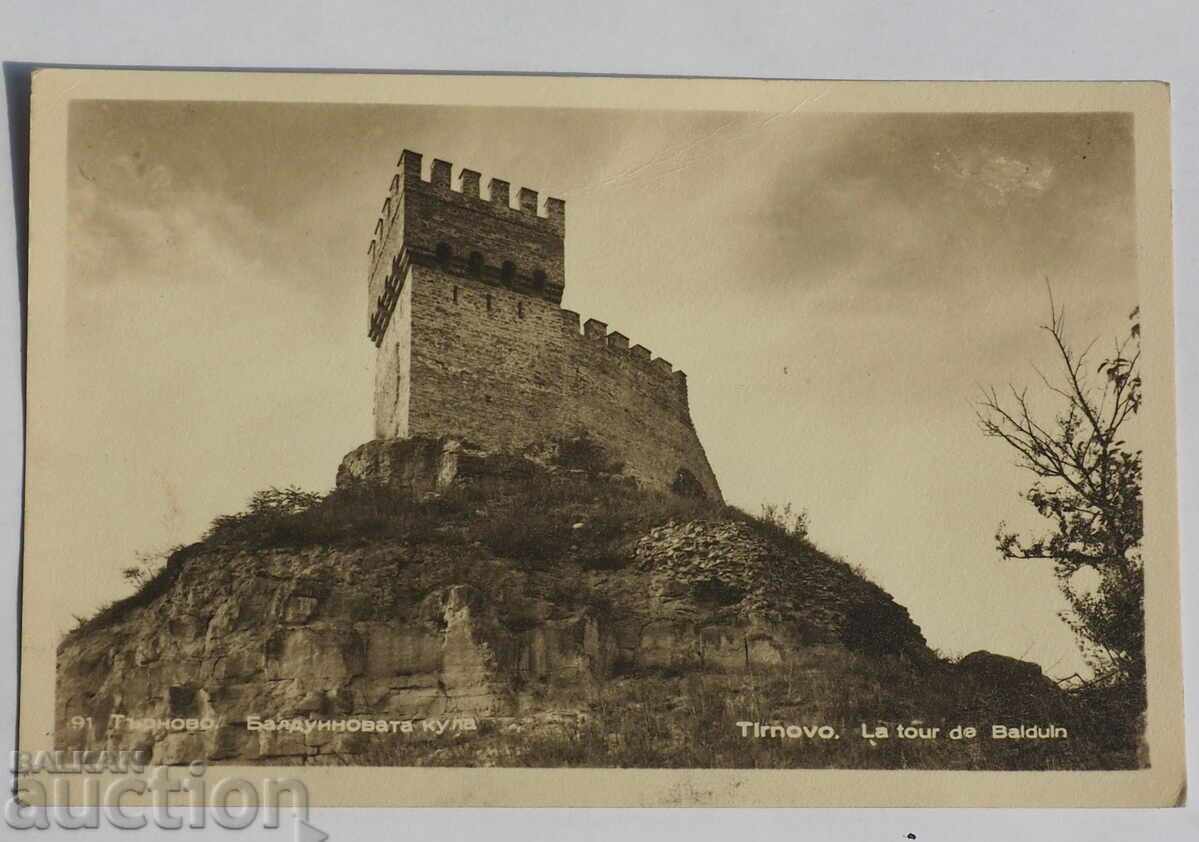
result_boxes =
[60,101,1137,676]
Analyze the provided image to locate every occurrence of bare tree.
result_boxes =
[977,288,1142,684]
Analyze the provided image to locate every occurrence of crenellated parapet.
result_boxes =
[560,310,690,402]
[367,150,566,345]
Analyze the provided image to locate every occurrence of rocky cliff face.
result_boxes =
[54,436,956,767]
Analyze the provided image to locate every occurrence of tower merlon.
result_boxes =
[630,344,651,362]
[583,318,608,341]
[606,331,630,351]
[460,169,481,198]
[651,357,673,375]
[518,187,538,215]
[545,197,565,234]
[489,178,510,208]
[399,148,422,179]
[431,159,452,188]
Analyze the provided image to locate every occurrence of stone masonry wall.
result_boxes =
[373,271,412,439]
[397,265,721,500]
[367,150,721,501]
[367,150,564,344]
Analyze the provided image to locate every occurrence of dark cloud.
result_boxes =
[747,112,1133,299]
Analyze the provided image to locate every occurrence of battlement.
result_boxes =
[561,310,688,398]
[367,149,721,502]
[367,150,566,344]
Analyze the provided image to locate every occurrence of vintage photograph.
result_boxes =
[20,73,1182,806]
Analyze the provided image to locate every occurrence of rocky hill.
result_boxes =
[55,435,1139,769]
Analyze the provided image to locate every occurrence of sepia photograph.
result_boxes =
[17,72,1183,807]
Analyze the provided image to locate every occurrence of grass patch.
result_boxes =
[63,463,724,641]
[202,482,474,549]
[64,542,206,642]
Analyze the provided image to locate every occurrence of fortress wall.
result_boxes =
[373,270,413,439]
[558,325,721,500]
[404,266,568,448]
[396,266,721,500]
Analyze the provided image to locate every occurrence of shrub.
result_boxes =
[552,431,625,476]
[201,482,471,550]
[65,542,204,641]
[757,501,810,542]
[474,508,567,564]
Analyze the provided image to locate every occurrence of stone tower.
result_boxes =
[365,150,721,501]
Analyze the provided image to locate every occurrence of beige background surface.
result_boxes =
[20,71,1183,807]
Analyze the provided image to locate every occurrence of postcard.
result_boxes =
[17,70,1182,808]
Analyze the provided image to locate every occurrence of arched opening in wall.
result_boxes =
[468,251,484,278]
[435,241,451,266]
[517,301,524,319]
[452,286,459,305]
[532,270,546,290]
[486,293,493,313]
[501,261,515,284]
